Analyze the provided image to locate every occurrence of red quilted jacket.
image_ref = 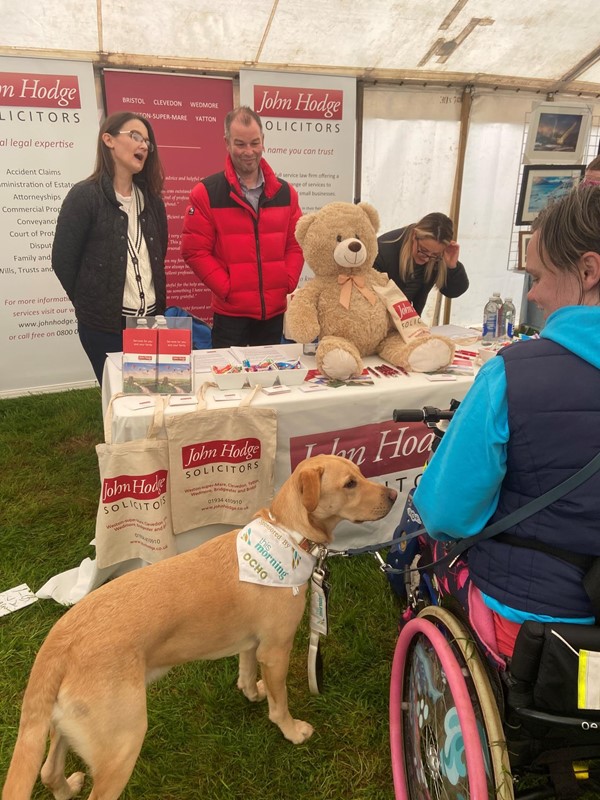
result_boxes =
[181,156,303,319]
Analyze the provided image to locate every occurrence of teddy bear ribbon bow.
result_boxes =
[337,274,378,309]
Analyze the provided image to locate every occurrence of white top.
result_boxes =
[117,187,156,316]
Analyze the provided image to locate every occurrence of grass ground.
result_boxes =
[0,388,400,799]
[2,389,599,799]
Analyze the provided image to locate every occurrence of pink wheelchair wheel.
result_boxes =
[390,615,497,800]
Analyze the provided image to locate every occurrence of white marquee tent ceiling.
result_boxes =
[3,0,600,96]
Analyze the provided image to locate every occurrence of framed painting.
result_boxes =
[516,165,585,226]
[518,230,533,270]
[524,103,591,164]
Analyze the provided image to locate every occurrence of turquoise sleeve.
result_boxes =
[413,357,510,541]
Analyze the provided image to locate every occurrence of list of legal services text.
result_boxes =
[0,159,77,344]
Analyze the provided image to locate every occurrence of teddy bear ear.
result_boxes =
[295,212,318,246]
[357,202,380,234]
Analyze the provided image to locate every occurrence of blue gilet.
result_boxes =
[468,338,600,619]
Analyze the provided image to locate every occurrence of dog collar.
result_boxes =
[286,528,323,557]
[267,512,323,557]
[269,511,327,557]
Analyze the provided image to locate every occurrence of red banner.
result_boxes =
[104,71,233,321]
[101,470,168,503]
[181,438,262,468]
[253,85,343,120]
[289,420,435,478]
[0,72,81,108]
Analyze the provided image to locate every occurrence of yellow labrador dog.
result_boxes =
[3,454,396,800]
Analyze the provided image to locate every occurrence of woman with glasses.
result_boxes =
[52,111,168,385]
[373,211,468,316]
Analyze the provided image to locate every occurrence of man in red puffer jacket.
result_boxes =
[181,106,303,348]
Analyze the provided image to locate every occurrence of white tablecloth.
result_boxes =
[39,344,475,604]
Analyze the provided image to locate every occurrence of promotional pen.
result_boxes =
[455,349,478,358]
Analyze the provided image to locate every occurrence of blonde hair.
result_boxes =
[394,212,454,288]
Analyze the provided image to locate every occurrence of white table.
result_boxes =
[39,344,475,605]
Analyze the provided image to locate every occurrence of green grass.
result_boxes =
[2,389,598,799]
[0,388,400,799]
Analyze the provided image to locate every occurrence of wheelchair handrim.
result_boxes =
[390,616,489,799]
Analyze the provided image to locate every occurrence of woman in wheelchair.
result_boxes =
[413,184,600,659]
[389,186,600,800]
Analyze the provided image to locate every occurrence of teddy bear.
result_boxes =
[285,201,455,380]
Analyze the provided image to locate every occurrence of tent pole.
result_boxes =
[442,84,473,325]
[354,80,364,204]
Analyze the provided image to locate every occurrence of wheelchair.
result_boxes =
[387,406,600,799]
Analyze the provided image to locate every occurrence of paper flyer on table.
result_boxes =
[194,350,235,372]
[430,324,481,344]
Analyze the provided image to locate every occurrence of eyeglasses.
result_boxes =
[415,238,443,260]
[118,130,154,152]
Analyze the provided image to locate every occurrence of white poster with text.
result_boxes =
[239,71,356,285]
[0,57,98,396]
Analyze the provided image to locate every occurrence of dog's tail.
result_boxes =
[2,637,66,800]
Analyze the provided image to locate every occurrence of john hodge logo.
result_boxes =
[393,300,416,321]
[181,437,261,469]
[254,85,343,120]
[0,73,81,109]
[102,470,168,503]
[290,421,435,478]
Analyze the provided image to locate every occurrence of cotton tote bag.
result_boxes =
[166,384,277,534]
[95,395,176,569]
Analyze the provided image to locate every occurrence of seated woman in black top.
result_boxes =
[373,212,468,316]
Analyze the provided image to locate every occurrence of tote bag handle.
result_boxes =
[103,393,166,444]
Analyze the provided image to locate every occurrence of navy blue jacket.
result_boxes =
[469,339,600,619]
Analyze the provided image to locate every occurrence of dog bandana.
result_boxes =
[237,518,317,588]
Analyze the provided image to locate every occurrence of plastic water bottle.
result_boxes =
[492,291,503,323]
[153,315,167,329]
[482,296,499,341]
[500,297,516,339]
[136,317,148,328]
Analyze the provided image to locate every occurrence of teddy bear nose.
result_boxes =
[348,241,362,252]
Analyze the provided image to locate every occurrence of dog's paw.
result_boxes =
[66,771,86,797]
[238,678,267,703]
[285,719,314,744]
[254,679,267,701]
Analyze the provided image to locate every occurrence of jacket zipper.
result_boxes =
[232,190,267,320]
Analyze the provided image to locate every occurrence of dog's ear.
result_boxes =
[298,466,323,512]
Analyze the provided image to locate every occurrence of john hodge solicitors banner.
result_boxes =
[104,71,233,321]
[239,71,356,286]
[0,57,98,396]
